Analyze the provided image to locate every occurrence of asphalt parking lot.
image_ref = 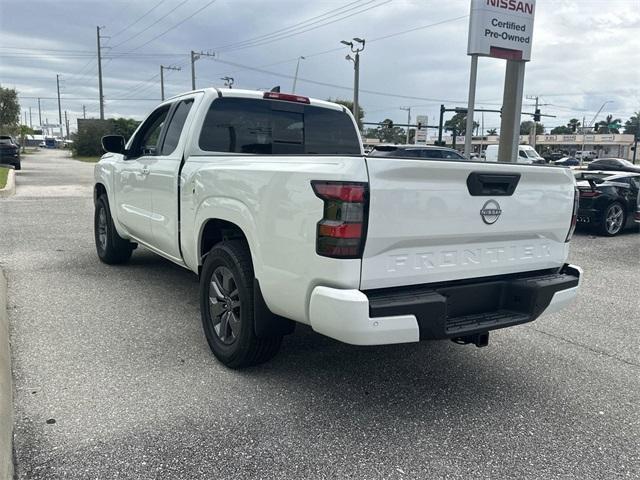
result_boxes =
[1,150,639,479]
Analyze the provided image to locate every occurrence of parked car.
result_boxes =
[574,170,640,235]
[483,144,545,164]
[545,151,565,162]
[369,145,465,160]
[554,157,580,167]
[94,88,582,368]
[575,150,597,161]
[0,135,21,170]
[587,158,640,173]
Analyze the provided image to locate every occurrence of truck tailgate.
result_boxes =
[361,158,576,290]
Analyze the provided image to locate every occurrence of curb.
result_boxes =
[0,269,13,480]
[0,167,15,198]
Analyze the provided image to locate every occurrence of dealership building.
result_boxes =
[423,133,637,160]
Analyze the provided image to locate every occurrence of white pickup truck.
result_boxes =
[94,88,582,368]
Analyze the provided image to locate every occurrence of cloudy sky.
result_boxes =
[1,0,638,134]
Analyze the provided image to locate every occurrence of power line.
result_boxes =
[211,0,368,51]
[109,0,168,38]
[110,0,191,49]
[215,1,390,54]
[125,0,219,53]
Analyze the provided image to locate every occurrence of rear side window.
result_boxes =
[161,99,194,155]
[198,97,360,155]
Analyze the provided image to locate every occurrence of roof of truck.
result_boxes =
[166,88,345,112]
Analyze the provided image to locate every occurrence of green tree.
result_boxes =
[567,118,581,132]
[444,113,479,136]
[111,117,140,140]
[365,119,406,143]
[327,98,364,125]
[0,85,20,135]
[623,112,640,137]
[550,125,572,134]
[595,114,622,134]
[18,124,33,152]
[486,128,498,135]
[520,121,545,135]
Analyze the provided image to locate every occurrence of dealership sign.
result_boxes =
[468,0,536,61]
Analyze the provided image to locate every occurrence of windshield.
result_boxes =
[525,149,542,159]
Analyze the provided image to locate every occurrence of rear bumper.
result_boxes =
[577,208,598,224]
[309,264,582,345]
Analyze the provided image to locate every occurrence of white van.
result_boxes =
[483,145,545,164]
[575,150,597,161]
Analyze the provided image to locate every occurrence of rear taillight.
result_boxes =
[566,187,579,242]
[579,190,601,198]
[312,181,368,258]
[263,92,310,104]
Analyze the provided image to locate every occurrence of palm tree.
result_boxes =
[487,128,498,135]
[567,118,581,132]
[595,114,622,134]
[623,112,640,137]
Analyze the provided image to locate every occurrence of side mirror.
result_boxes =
[102,135,125,154]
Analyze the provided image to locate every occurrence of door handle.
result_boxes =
[141,166,150,176]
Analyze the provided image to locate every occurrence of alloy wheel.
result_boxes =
[605,204,624,235]
[97,206,108,250]
[208,266,241,345]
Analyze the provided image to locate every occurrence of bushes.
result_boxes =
[72,118,140,157]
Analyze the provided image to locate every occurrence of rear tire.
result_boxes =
[598,202,625,236]
[200,240,282,369]
[14,161,21,171]
[94,194,134,264]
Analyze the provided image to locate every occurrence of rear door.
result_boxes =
[361,158,576,290]
[146,95,199,261]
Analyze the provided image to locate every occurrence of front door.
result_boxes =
[116,104,171,243]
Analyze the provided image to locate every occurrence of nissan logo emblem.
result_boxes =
[480,200,502,224]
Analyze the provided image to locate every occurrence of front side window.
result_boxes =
[198,97,360,155]
[129,105,170,158]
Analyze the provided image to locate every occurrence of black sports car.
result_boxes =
[587,158,640,173]
[574,171,640,236]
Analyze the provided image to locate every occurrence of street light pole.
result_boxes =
[292,56,305,93]
[341,38,365,130]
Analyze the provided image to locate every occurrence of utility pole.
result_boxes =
[38,98,42,126]
[190,50,215,90]
[341,38,365,130]
[29,107,32,128]
[64,110,69,139]
[438,105,445,146]
[97,26,105,119]
[160,65,181,101]
[56,74,62,126]
[292,56,305,93]
[82,105,86,119]
[400,106,411,144]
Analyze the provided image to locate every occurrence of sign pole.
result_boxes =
[465,54,478,159]
[498,60,526,162]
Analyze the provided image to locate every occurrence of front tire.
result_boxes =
[94,194,134,264]
[200,240,282,369]
[599,202,626,236]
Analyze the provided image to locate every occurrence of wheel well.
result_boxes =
[200,219,248,260]
[94,183,107,204]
